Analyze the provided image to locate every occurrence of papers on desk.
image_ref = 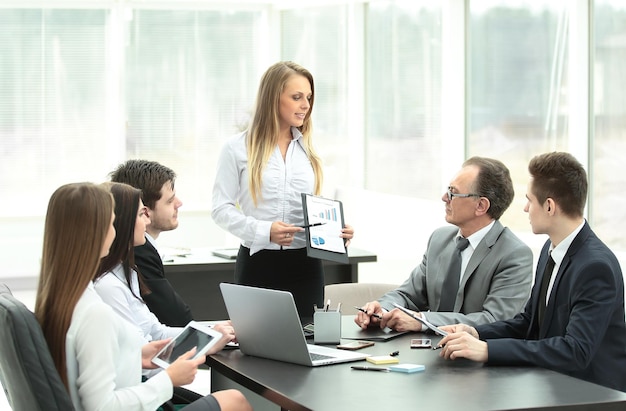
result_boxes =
[389,364,425,373]
[342,323,408,341]
[160,247,192,262]
[159,247,240,263]
[392,303,448,336]
[211,248,239,260]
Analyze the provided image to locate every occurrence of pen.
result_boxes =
[299,222,327,228]
[353,306,383,320]
[389,350,399,357]
[432,344,444,350]
[325,299,331,312]
[351,366,389,372]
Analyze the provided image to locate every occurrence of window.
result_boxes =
[592,1,626,251]
[467,1,569,231]
[125,8,263,209]
[365,1,443,198]
[0,6,265,214]
[281,5,351,195]
[0,9,108,216]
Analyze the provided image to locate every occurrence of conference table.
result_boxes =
[163,247,376,320]
[207,317,626,411]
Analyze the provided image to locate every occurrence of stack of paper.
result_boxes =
[389,364,425,374]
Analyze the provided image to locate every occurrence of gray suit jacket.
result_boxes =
[379,220,532,327]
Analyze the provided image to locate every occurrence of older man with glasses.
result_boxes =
[355,156,533,332]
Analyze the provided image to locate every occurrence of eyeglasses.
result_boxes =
[446,187,480,202]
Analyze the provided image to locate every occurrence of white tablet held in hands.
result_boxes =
[151,321,223,369]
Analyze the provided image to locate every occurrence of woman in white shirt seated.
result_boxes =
[95,182,234,344]
[34,182,251,411]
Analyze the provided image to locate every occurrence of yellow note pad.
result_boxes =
[366,355,400,365]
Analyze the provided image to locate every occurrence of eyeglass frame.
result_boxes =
[446,187,481,202]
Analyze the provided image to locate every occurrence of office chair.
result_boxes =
[324,282,398,312]
[0,284,199,411]
[0,283,75,411]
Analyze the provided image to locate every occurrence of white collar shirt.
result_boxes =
[545,220,585,305]
[456,220,495,285]
[211,127,315,255]
[66,283,172,410]
[94,263,181,343]
[144,232,161,257]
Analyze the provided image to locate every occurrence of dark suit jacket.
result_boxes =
[477,222,626,392]
[134,240,193,327]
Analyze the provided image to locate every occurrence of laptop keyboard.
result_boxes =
[310,352,335,361]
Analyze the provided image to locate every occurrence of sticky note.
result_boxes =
[389,363,425,373]
[366,355,400,365]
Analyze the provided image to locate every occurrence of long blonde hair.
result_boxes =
[247,61,323,205]
[35,183,114,388]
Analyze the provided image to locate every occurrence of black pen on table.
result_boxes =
[351,366,389,372]
[353,306,382,320]
[299,222,327,228]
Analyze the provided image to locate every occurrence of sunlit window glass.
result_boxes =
[468,0,569,231]
[592,0,626,253]
[281,5,350,194]
[0,9,107,216]
[126,9,262,209]
[365,1,442,198]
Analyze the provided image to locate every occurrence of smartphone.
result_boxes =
[336,340,375,351]
[410,338,432,349]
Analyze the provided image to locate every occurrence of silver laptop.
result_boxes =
[220,283,369,367]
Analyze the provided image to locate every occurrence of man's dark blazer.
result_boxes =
[134,239,193,327]
[476,222,626,392]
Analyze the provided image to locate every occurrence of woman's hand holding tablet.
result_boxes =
[151,321,224,369]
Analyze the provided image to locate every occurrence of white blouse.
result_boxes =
[211,127,315,255]
[94,264,181,342]
[66,283,173,411]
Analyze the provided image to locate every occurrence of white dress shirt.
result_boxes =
[66,283,172,411]
[458,220,495,285]
[94,264,181,342]
[544,220,585,304]
[211,127,315,255]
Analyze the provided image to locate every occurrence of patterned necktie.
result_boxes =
[438,236,470,311]
[538,253,555,326]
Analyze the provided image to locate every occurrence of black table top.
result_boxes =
[207,317,626,411]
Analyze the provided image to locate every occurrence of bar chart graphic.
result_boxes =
[301,193,348,261]
[317,207,338,221]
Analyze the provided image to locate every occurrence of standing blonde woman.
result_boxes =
[35,182,250,411]
[212,61,354,318]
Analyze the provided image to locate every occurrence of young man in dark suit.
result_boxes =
[110,160,193,326]
[438,152,626,392]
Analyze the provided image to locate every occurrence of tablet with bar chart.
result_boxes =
[301,193,349,264]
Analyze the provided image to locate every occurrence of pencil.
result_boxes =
[353,306,383,320]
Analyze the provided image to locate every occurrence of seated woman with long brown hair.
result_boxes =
[35,182,250,411]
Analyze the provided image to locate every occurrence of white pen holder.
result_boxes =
[313,310,341,344]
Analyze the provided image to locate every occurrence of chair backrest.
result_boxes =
[0,284,75,411]
[324,283,398,312]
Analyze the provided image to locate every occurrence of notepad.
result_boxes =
[366,355,400,365]
[389,363,425,374]
[211,248,239,260]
